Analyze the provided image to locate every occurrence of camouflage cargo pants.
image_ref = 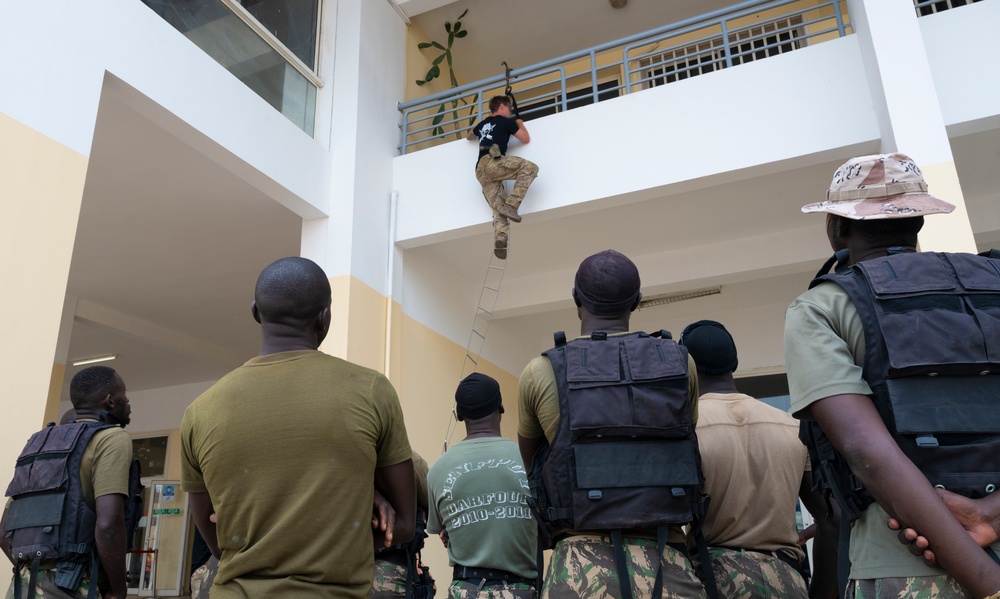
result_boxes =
[542,534,707,599]
[475,153,539,240]
[847,576,973,599]
[703,547,807,599]
[190,556,218,599]
[5,567,90,599]
[372,559,409,598]
[449,580,536,599]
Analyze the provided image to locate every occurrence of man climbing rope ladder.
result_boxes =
[468,90,538,260]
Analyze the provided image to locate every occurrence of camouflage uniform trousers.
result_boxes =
[701,547,807,599]
[190,555,219,599]
[372,558,409,598]
[542,534,707,599]
[5,567,91,599]
[475,153,539,240]
[448,580,536,599]
[846,576,973,599]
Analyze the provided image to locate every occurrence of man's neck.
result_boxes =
[464,421,502,440]
[259,324,320,356]
[698,375,739,395]
[850,244,917,265]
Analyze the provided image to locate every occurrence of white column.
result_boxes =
[847,0,976,252]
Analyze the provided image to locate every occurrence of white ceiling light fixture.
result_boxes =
[639,286,721,309]
[71,354,118,367]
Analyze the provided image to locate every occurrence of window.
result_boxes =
[638,16,804,88]
[132,436,169,479]
[915,0,982,16]
[517,80,621,121]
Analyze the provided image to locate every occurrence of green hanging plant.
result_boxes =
[415,9,478,139]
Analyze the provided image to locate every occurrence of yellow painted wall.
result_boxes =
[917,161,977,253]
[0,113,88,489]
[44,363,68,425]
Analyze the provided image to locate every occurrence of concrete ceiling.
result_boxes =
[409,0,738,86]
[61,86,302,401]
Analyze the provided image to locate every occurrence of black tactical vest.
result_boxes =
[530,331,705,534]
[5,421,117,598]
[811,251,1000,511]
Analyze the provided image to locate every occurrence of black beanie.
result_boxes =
[573,250,641,316]
[455,373,504,420]
[679,320,739,376]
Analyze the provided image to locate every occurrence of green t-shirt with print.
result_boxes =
[427,437,537,580]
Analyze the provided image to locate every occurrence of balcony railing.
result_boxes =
[398,0,851,155]
[914,0,983,15]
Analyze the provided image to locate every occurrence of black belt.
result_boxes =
[452,566,535,587]
[713,546,806,579]
[375,549,410,567]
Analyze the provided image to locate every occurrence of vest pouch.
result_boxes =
[566,338,690,440]
[886,376,1000,499]
[887,376,1000,435]
[5,492,65,562]
[570,441,699,529]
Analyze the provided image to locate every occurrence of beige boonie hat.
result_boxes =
[801,153,956,220]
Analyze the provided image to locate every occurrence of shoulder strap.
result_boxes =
[553,331,567,348]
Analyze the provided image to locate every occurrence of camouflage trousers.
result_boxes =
[475,153,538,239]
[373,559,409,598]
[5,567,90,599]
[190,556,219,599]
[449,580,536,599]
[846,576,973,599]
[542,534,707,599]
[702,548,807,599]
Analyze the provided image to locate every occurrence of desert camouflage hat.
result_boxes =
[801,153,956,220]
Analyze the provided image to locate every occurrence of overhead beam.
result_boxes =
[73,298,248,365]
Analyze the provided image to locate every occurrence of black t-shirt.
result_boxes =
[473,115,520,163]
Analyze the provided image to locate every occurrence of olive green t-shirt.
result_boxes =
[516,333,700,545]
[785,282,1000,580]
[77,419,133,506]
[426,437,537,580]
[181,350,412,598]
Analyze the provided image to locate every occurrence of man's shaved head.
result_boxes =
[254,257,331,325]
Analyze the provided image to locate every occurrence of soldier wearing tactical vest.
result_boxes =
[518,249,708,599]
[2,366,133,599]
[784,153,1000,599]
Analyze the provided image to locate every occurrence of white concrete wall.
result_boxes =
[392,36,879,245]
[304,0,407,292]
[0,0,330,218]
[921,1,1000,135]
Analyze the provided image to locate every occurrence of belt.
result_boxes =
[452,566,535,587]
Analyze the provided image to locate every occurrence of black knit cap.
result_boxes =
[455,373,504,420]
[573,250,641,316]
[679,320,739,376]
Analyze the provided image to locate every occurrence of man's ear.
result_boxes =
[316,306,332,345]
[251,301,262,324]
[631,292,642,312]
[572,288,581,308]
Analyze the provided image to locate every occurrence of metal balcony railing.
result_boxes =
[398,0,851,155]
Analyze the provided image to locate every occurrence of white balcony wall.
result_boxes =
[393,35,879,246]
[921,1,1000,136]
[0,0,330,218]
